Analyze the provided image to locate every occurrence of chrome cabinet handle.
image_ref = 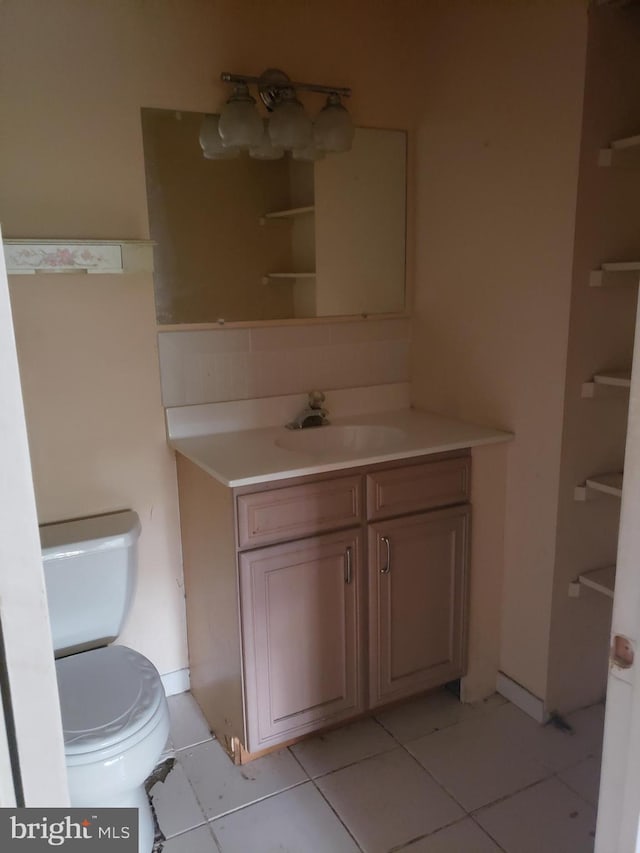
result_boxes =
[344,546,353,584]
[381,536,391,574]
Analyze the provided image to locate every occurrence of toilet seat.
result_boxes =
[56,645,166,765]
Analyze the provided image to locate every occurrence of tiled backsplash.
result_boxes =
[157,318,411,407]
[166,383,412,439]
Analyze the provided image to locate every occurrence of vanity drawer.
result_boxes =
[366,455,470,521]
[237,476,363,549]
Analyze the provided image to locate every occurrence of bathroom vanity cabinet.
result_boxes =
[175,449,470,762]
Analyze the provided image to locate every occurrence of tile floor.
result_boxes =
[150,689,603,853]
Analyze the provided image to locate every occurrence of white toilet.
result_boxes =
[40,510,170,853]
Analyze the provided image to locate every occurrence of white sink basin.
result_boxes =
[275,424,407,456]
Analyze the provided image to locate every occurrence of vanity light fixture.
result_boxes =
[199,114,240,159]
[218,83,263,149]
[249,119,285,161]
[201,68,353,160]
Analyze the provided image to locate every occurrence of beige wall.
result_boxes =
[7,274,187,677]
[0,0,425,681]
[546,5,640,713]
[411,0,588,699]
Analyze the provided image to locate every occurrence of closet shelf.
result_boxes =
[598,133,640,168]
[3,239,154,275]
[261,206,314,221]
[570,566,616,600]
[574,472,623,501]
[589,261,640,288]
[582,368,632,398]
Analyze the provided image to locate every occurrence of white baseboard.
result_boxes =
[161,667,190,697]
[496,672,549,723]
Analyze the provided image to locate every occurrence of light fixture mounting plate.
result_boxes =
[257,68,293,111]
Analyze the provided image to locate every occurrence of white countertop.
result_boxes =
[169,407,513,488]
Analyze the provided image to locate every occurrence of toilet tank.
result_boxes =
[40,510,141,657]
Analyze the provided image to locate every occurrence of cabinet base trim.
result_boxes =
[225,687,467,763]
[228,712,371,764]
[496,672,548,723]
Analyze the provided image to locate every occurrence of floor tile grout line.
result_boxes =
[549,749,602,775]
[373,714,472,747]
[372,702,504,748]
[373,694,513,752]
[291,742,398,782]
[175,737,313,824]
[202,778,310,823]
[157,821,207,843]
[167,753,211,829]
[286,743,314,780]
[172,736,215,753]
[399,731,568,818]
[148,762,210,842]
[202,773,366,853]
[160,819,222,853]
[552,770,600,811]
[533,740,603,778]
[467,774,561,817]
[203,820,224,853]
[466,813,509,853]
[308,775,366,853]
[387,725,475,816]
[386,816,470,852]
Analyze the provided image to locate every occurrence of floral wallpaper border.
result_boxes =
[3,240,155,275]
[4,242,122,274]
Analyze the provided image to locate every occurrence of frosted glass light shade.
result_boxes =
[314,93,354,153]
[250,120,284,160]
[268,93,312,151]
[218,84,263,149]
[199,114,240,159]
[292,143,325,161]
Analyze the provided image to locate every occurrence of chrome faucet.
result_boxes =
[286,391,330,430]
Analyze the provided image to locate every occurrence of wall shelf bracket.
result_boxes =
[589,263,640,288]
[569,566,616,600]
[581,369,632,398]
[574,472,624,502]
[598,133,640,168]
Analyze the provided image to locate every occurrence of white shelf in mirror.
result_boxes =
[574,472,624,501]
[582,368,632,398]
[3,239,154,275]
[598,133,640,168]
[262,272,316,284]
[575,565,616,599]
[261,206,315,222]
[589,261,640,288]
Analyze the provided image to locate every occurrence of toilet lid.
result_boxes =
[56,645,165,756]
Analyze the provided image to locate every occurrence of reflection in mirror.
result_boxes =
[141,108,406,324]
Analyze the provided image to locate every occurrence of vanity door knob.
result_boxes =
[381,536,391,574]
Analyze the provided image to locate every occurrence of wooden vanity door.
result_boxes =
[368,505,469,707]
[239,529,363,752]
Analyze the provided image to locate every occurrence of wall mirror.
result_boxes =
[141,108,407,325]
